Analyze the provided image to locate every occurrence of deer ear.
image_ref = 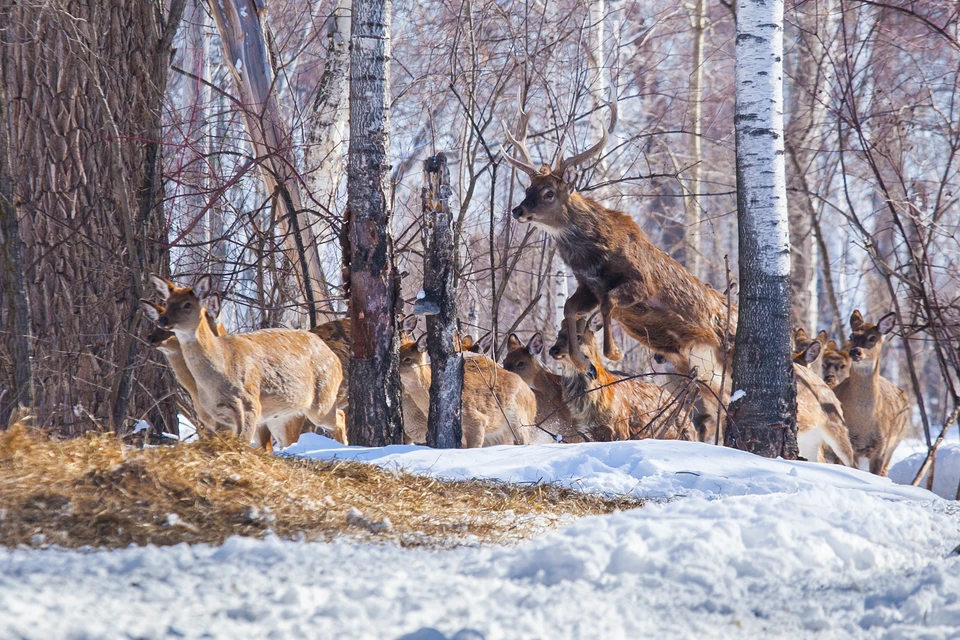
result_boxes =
[475,331,494,354]
[402,315,419,334]
[794,327,807,341]
[459,334,475,352]
[150,275,175,300]
[850,310,864,330]
[561,166,577,187]
[803,340,822,364]
[415,332,429,353]
[193,275,213,299]
[507,333,522,351]
[204,293,221,319]
[827,339,839,351]
[877,312,896,335]
[816,330,829,344]
[528,332,544,356]
[139,299,161,322]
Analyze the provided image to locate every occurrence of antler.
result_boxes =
[556,86,618,175]
[500,91,540,178]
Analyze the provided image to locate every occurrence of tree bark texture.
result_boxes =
[0,0,183,434]
[728,0,799,459]
[345,0,404,446]
[208,0,332,325]
[417,154,464,449]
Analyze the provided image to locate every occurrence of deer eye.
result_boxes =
[516,362,525,369]
[542,190,555,202]
[183,302,192,310]
[403,357,412,363]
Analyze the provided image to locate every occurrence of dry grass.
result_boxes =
[0,426,641,549]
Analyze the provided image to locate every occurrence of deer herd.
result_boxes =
[139,99,913,478]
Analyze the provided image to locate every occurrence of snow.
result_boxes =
[3,435,960,638]
[285,433,934,502]
[730,389,746,403]
[890,443,960,500]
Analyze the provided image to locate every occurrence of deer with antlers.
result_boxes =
[501,96,737,397]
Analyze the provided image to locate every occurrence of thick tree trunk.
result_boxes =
[416,154,463,449]
[728,0,799,459]
[345,0,403,446]
[0,0,182,434]
[208,0,332,325]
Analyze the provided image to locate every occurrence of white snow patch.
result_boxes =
[889,443,960,500]
[131,420,150,435]
[730,389,746,403]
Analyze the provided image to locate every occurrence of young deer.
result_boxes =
[792,341,856,466]
[502,100,736,395]
[503,333,584,443]
[398,333,540,447]
[146,275,344,447]
[833,311,910,475]
[821,339,851,390]
[793,327,829,375]
[549,319,690,442]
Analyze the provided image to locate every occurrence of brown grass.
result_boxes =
[0,426,641,549]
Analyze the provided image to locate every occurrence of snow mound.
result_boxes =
[889,443,960,500]
[286,433,936,503]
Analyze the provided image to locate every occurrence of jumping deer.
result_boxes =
[503,332,584,442]
[549,318,691,442]
[833,311,910,475]
[502,98,737,398]
[145,275,344,447]
[821,339,851,389]
[398,333,540,447]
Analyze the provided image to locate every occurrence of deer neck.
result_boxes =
[846,355,883,402]
[532,366,563,404]
[177,310,226,377]
[401,364,432,414]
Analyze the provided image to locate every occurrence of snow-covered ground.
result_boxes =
[3,436,960,639]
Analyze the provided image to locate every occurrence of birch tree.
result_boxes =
[728,0,799,459]
[345,0,404,446]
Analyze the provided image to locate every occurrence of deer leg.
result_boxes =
[599,295,623,362]
[563,285,598,375]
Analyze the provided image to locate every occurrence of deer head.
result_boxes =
[502,91,617,234]
[847,310,896,375]
[548,316,600,378]
[821,339,850,389]
[141,293,221,350]
[144,274,215,335]
[502,332,545,386]
[398,333,429,375]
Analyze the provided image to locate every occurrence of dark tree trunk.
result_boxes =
[728,0,799,459]
[345,0,403,446]
[0,0,182,435]
[416,154,463,449]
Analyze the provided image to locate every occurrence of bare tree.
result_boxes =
[728,0,799,458]
[345,0,404,446]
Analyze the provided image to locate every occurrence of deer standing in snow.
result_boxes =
[398,333,541,447]
[833,311,910,475]
[549,318,691,442]
[503,333,584,442]
[144,275,344,447]
[502,98,736,399]
[792,340,856,466]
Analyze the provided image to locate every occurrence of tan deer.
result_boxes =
[145,274,344,447]
[833,311,910,475]
[792,340,856,466]
[549,318,691,442]
[502,99,736,397]
[793,327,829,375]
[503,333,584,443]
[398,333,540,447]
[143,296,308,450]
[821,339,851,389]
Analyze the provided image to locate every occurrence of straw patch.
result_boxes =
[0,426,640,549]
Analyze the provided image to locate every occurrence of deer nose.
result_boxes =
[548,345,561,358]
[849,348,863,361]
[512,206,525,220]
[158,317,170,329]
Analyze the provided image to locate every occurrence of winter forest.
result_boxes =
[2,0,960,637]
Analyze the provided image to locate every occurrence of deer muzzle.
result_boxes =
[849,348,864,361]
[512,205,529,221]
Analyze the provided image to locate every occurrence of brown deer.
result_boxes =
[143,295,309,450]
[833,311,910,475]
[793,327,829,374]
[145,275,344,447]
[503,333,584,443]
[793,340,856,466]
[398,333,540,447]
[502,99,736,396]
[821,339,851,389]
[549,318,691,442]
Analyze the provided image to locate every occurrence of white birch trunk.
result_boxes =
[683,0,706,279]
[729,0,798,459]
